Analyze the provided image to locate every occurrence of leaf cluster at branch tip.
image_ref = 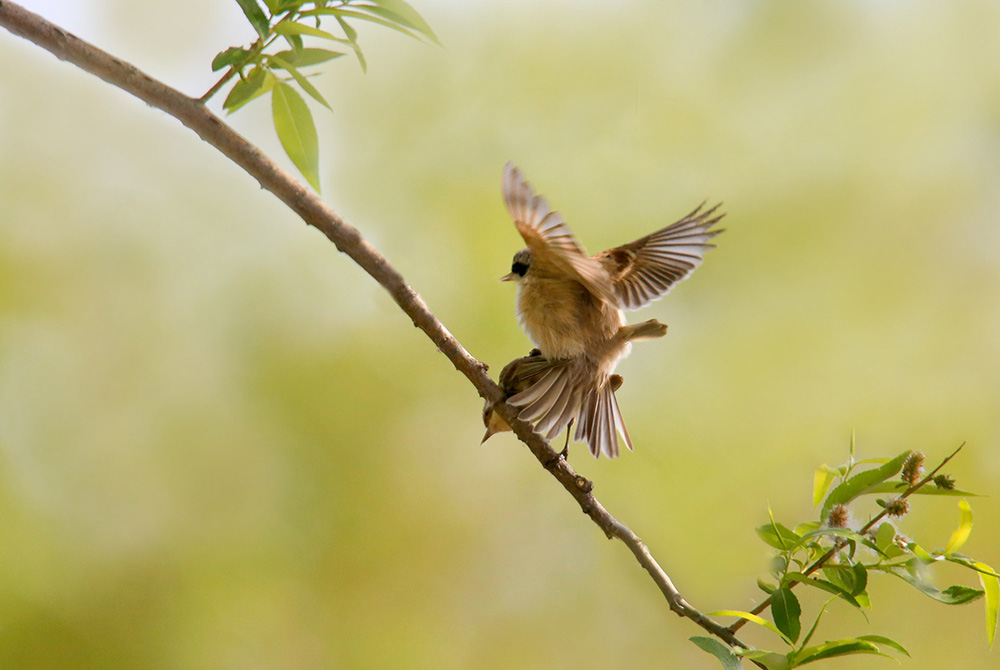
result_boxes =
[695,440,997,668]
[213,0,439,191]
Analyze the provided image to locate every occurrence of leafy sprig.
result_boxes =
[202,0,438,191]
[697,440,998,669]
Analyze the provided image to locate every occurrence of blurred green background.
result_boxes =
[1,0,999,667]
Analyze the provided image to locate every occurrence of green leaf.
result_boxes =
[355,4,424,34]
[738,649,790,670]
[757,521,801,551]
[799,598,835,649]
[369,0,440,44]
[849,562,868,596]
[821,451,911,520]
[945,499,973,556]
[267,0,303,12]
[908,542,939,565]
[793,521,821,537]
[270,55,332,109]
[770,555,788,577]
[874,522,897,553]
[335,16,367,73]
[883,543,908,559]
[273,20,352,43]
[796,527,885,558]
[784,572,861,608]
[854,457,892,466]
[944,553,1000,578]
[270,48,345,67]
[888,567,984,604]
[223,68,276,113]
[707,610,794,646]
[302,8,421,41]
[822,565,852,593]
[689,637,743,670]
[272,82,321,191]
[336,14,358,42]
[822,564,869,598]
[792,639,883,665]
[772,587,801,644]
[212,46,252,72]
[855,635,910,657]
[813,465,838,508]
[976,561,999,646]
[350,42,368,73]
[864,482,978,497]
[758,578,777,594]
[282,32,305,51]
[941,584,986,604]
[236,0,270,38]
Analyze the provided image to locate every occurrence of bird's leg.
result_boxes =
[619,319,668,342]
[560,418,574,460]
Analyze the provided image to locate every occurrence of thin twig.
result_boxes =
[199,65,241,104]
[0,0,749,653]
[198,35,272,104]
[729,442,965,633]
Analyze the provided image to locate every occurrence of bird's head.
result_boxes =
[499,248,532,282]
[481,403,511,443]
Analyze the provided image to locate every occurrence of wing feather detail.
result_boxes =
[574,377,633,459]
[502,163,617,305]
[598,202,725,310]
[508,361,578,440]
[507,360,633,458]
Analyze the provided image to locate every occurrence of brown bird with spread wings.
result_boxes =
[493,162,723,458]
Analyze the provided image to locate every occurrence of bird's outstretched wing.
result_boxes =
[596,202,724,310]
[502,162,617,305]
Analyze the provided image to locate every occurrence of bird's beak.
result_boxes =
[499,272,516,282]
[482,407,511,443]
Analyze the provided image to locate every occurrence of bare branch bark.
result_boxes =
[0,0,749,652]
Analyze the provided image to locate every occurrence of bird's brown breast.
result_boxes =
[517,276,625,362]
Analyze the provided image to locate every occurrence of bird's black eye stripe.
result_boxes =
[511,261,529,276]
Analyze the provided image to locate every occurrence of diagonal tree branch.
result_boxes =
[0,0,749,652]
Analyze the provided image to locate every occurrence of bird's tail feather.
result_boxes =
[575,380,633,458]
[508,359,632,458]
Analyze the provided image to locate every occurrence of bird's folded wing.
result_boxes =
[506,359,582,442]
[498,352,555,396]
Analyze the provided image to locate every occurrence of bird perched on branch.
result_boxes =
[493,162,723,458]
